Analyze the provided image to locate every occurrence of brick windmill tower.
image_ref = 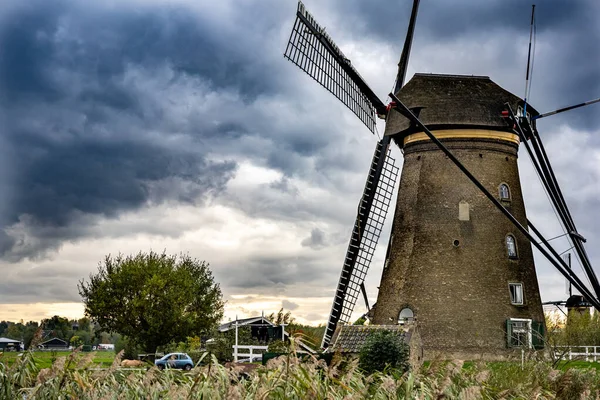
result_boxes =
[371,74,545,358]
[284,1,600,358]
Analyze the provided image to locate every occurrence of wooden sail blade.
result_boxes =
[321,137,398,349]
[284,1,385,134]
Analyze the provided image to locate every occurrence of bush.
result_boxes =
[267,340,289,353]
[358,330,409,374]
[114,336,140,360]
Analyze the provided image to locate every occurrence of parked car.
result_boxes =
[154,353,194,370]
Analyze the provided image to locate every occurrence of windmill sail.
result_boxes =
[283,0,418,349]
[321,138,398,348]
[284,1,385,134]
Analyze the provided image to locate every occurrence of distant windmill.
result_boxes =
[284,1,600,357]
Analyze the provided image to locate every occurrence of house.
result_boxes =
[38,337,69,350]
[328,324,423,369]
[0,337,23,351]
[218,316,316,355]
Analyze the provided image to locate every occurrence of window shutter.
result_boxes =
[532,321,545,350]
[506,319,512,348]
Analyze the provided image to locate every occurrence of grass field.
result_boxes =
[0,350,116,369]
[3,351,600,398]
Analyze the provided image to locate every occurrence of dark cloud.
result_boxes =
[0,0,597,313]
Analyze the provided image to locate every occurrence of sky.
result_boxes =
[0,0,598,326]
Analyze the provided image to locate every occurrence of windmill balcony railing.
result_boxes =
[554,346,600,362]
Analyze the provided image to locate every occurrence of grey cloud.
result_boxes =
[301,228,326,249]
[0,0,597,310]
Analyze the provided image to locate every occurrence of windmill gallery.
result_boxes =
[284,1,600,359]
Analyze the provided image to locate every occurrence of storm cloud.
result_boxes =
[0,0,598,323]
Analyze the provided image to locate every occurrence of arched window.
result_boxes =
[398,308,414,325]
[499,184,511,200]
[506,235,518,258]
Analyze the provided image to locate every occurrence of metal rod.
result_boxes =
[535,97,600,119]
[527,219,599,307]
[393,0,420,94]
[388,93,600,311]
[523,4,535,115]
[507,106,600,302]
[360,282,370,312]
[525,121,600,298]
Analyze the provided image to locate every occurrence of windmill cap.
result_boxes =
[384,73,539,143]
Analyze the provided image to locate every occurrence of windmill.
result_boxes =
[284,1,600,356]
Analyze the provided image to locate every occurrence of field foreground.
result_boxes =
[2,350,600,399]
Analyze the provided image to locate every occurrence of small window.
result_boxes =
[398,308,414,325]
[507,318,532,348]
[499,184,510,201]
[506,235,518,258]
[509,283,524,305]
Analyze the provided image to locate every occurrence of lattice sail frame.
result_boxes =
[284,1,384,134]
[321,140,399,348]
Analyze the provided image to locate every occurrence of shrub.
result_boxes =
[358,330,409,374]
[114,336,140,360]
[267,340,289,353]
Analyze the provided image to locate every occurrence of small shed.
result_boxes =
[0,337,23,351]
[218,316,316,354]
[328,324,423,369]
[38,337,69,350]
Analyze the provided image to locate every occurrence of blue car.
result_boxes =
[155,353,194,370]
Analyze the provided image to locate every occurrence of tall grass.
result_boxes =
[2,347,600,399]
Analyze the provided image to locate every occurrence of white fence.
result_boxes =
[232,345,268,363]
[555,346,600,362]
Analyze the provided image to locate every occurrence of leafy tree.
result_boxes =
[79,251,224,354]
[70,335,84,347]
[0,321,8,336]
[41,315,73,341]
[358,330,410,374]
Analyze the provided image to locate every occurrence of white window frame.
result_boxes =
[506,235,518,258]
[499,183,510,200]
[509,282,524,305]
[508,318,532,348]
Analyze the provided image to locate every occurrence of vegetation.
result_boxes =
[0,351,115,369]
[0,317,117,350]
[359,330,410,374]
[79,251,224,354]
[3,346,600,399]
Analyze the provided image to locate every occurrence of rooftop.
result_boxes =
[384,73,538,141]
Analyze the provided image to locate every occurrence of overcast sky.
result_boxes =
[0,0,598,325]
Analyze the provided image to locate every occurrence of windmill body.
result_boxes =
[284,1,600,357]
[373,74,545,357]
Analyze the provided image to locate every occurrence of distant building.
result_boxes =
[0,337,23,351]
[38,337,69,350]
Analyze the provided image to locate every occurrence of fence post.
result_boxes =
[586,346,589,362]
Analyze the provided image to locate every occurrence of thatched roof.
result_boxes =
[329,325,413,354]
[384,73,538,141]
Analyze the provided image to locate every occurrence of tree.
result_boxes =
[359,330,410,374]
[41,315,73,341]
[79,251,224,354]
